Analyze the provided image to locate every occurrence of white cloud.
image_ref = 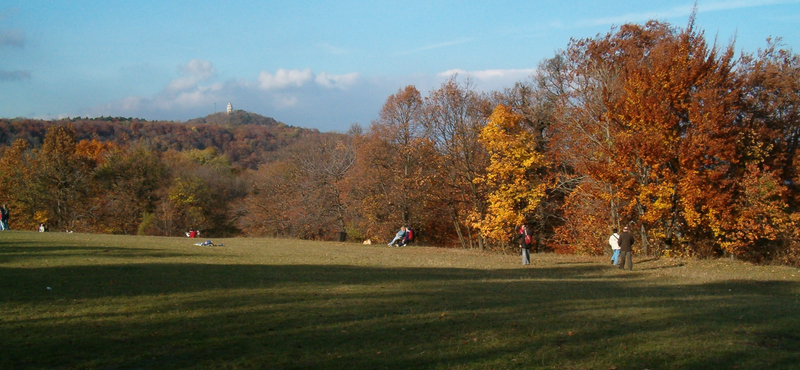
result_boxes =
[258,68,314,90]
[438,68,536,81]
[431,68,537,95]
[180,59,215,79]
[315,72,360,89]
[256,68,362,90]
[274,95,299,108]
[118,96,142,111]
[166,59,216,92]
[171,90,212,108]
[166,77,200,92]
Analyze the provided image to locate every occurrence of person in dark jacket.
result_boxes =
[617,226,635,270]
[400,227,414,246]
[518,224,534,265]
[0,204,8,231]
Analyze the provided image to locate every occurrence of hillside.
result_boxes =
[0,112,322,169]
[186,110,283,127]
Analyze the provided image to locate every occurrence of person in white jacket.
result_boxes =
[609,228,620,265]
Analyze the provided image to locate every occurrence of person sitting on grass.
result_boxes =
[388,226,407,247]
[400,227,414,246]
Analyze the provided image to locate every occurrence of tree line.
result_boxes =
[1,17,799,265]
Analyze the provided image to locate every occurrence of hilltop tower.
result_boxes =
[226,102,232,115]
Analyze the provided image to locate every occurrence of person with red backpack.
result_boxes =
[400,226,414,246]
[518,224,533,265]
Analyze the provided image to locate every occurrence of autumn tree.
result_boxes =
[546,39,626,254]
[242,133,356,240]
[474,104,547,243]
[739,39,800,190]
[732,40,800,260]
[548,16,784,258]
[94,146,168,234]
[420,76,493,249]
[156,148,245,236]
[346,86,449,243]
[372,86,425,225]
[238,159,299,237]
[24,125,96,231]
[491,66,566,251]
[0,139,32,228]
[292,134,356,239]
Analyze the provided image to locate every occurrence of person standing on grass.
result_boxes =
[609,228,620,265]
[519,224,533,265]
[617,226,635,270]
[0,204,8,231]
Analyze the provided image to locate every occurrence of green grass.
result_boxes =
[1,231,799,370]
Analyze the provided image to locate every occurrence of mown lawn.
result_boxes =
[1,231,799,369]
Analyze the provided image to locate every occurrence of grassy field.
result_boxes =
[1,231,799,370]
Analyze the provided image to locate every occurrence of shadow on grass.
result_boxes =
[0,239,200,264]
[1,246,799,369]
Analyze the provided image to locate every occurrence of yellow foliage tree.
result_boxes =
[474,104,547,241]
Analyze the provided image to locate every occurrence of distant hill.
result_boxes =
[0,112,322,169]
[186,110,284,127]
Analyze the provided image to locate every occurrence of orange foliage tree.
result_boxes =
[474,104,547,243]
[549,17,759,256]
[28,125,97,230]
[0,139,32,228]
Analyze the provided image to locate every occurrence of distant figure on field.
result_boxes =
[518,224,534,265]
[400,227,414,246]
[187,230,199,238]
[609,228,620,265]
[39,223,47,232]
[388,226,407,247]
[0,204,8,231]
[194,239,221,247]
[617,226,635,270]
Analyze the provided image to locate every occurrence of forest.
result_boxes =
[1,18,799,265]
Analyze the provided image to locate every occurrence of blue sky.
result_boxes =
[1,0,799,132]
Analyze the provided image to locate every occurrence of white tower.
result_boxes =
[226,102,232,115]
